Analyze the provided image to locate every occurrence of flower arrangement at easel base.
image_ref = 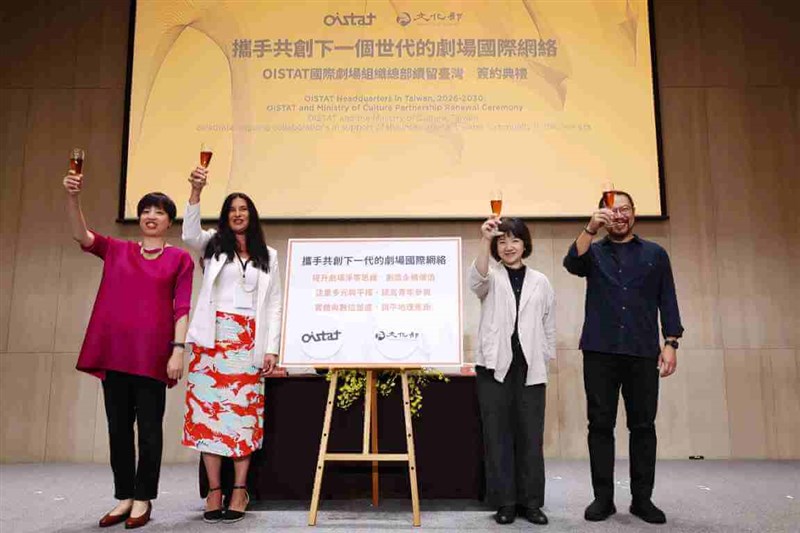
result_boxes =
[326,369,449,417]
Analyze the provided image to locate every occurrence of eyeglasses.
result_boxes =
[610,206,633,216]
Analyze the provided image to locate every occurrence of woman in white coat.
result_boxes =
[469,216,556,526]
[181,166,282,523]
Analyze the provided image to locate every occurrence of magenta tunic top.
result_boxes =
[76,231,194,387]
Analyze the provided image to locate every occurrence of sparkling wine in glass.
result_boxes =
[70,148,85,174]
[200,143,213,168]
[490,189,503,217]
[601,181,615,209]
[490,189,503,236]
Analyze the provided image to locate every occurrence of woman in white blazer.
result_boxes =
[469,216,555,526]
[180,166,282,524]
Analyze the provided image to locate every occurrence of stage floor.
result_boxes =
[1,460,797,532]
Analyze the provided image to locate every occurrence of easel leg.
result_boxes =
[308,370,338,526]
[364,370,380,507]
[363,370,374,454]
[371,374,380,507]
[401,371,421,526]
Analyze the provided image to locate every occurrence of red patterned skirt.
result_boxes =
[182,312,264,458]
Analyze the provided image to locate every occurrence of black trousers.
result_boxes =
[102,371,167,501]
[582,351,659,502]
[476,351,546,509]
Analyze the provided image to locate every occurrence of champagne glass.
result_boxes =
[490,189,503,217]
[69,148,85,174]
[489,189,503,236]
[601,181,615,209]
[200,143,213,168]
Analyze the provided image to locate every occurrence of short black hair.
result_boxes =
[137,192,177,221]
[598,190,635,209]
[490,217,532,261]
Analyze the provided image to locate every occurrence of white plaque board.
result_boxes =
[279,238,463,368]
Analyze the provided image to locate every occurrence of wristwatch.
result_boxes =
[664,339,679,349]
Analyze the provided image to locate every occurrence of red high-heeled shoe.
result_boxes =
[124,501,152,529]
[99,506,131,528]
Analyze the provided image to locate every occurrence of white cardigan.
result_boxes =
[468,260,556,385]
[182,202,282,368]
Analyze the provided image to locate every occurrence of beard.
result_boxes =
[607,218,634,240]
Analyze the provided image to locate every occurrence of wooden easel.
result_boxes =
[308,368,421,527]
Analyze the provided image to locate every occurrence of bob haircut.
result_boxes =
[490,217,532,262]
[136,192,177,221]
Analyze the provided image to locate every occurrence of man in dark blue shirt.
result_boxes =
[563,190,683,525]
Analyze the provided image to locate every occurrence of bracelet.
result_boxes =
[170,341,186,349]
[583,226,598,236]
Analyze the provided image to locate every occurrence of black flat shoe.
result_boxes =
[584,498,616,521]
[630,499,666,524]
[495,505,516,525]
[202,487,224,523]
[517,506,548,525]
[222,486,250,523]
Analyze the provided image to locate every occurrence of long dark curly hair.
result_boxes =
[203,192,270,273]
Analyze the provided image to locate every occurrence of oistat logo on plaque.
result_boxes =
[299,316,344,360]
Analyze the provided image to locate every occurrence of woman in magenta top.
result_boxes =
[63,171,194,530]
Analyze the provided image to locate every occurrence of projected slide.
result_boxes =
[122,0,662,220]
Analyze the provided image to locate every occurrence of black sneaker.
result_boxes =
[584,498,616,521]
[495,505,516,525]
[630,499,666,524]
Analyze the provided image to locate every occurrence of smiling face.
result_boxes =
[138,205,171,237]
[606,193,636,240]
[496,232,525,268]
[228,196,250,234]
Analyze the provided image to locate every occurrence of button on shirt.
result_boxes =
[563,235,683,358]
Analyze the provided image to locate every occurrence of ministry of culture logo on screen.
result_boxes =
[396,11,463,26]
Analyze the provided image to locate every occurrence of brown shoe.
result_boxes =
[99,509,130,528]
[124,501,152,529]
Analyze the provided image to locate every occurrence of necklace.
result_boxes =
[140,241,166,260]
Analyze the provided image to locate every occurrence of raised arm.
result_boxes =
[62,172,94,248]
[469,217,501,299]
[182,166,215,254]
[563,208,613,277]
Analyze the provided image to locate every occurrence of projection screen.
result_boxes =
[121,0,664,220]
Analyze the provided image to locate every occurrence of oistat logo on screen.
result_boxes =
[323,12,376,26]
[301,330,342,343]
